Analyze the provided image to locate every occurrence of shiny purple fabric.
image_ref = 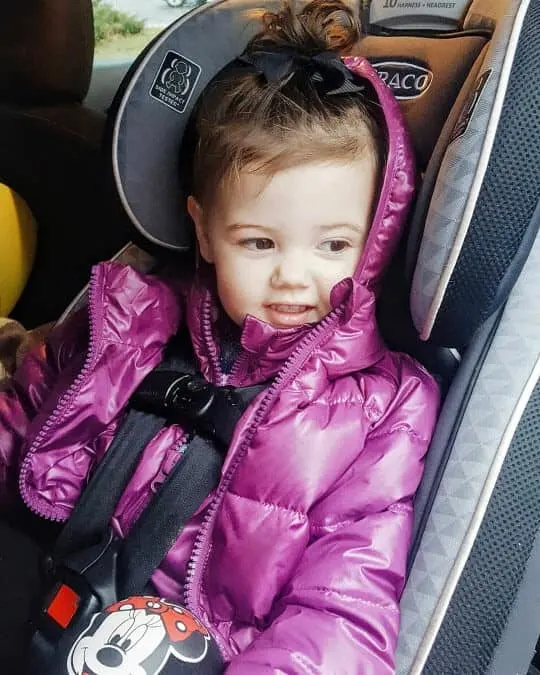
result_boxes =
[0,58,439,673]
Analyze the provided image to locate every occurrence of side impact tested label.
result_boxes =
[150,51,202,114]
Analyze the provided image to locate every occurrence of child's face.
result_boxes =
[188,158,377,328]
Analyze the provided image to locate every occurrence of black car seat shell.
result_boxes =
[0,0,129,328]
[59,0,540,671]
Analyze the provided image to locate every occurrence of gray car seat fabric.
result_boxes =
[410,0,538,347]
[111,0,289,251]
[63,0,540,671]
[396,0,540,672]
[399,212,540,674]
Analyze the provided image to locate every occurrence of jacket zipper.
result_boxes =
[200,293,251,388]
[225,348,250,389]
[18,267,103,521]
[183,306,344,657]
[200,293,227,387]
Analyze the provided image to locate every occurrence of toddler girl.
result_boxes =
[0,1,439,672]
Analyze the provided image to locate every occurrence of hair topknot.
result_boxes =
[251,0,360,55]
[189,0,385,212]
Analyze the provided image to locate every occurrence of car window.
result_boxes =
[93,0,205,64]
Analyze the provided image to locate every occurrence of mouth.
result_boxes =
[265,304,315,327]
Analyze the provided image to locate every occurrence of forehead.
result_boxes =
[221,159,378,229]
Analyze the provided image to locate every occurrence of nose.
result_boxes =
[271,251,310,289]
[96,646,124,667]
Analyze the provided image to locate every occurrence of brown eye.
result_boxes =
[320,240,350,253]
[242,238,274,251]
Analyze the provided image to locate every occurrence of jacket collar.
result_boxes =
[183,266,386,386]
[91,261,386,389]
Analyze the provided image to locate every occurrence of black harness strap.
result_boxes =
[118,435,222,596]
[53,410,166,560]
[119,379,264,595]
[52,331,266,596]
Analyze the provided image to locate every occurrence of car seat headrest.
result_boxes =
[110,0,424,255]
[354,0,494,169]
[353,34,487,171]
[0,0,94,105]
[109,0,536,358]
[355,34,488,170]
[110,0,493,241]
[111,0,290,252]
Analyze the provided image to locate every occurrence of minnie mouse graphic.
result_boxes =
[67,596,222,675]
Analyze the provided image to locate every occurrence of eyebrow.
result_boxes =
[317,223,365,234]
[227,222,364,233]
[226,223,271,232]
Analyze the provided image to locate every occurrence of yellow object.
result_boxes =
[0,184,37,316]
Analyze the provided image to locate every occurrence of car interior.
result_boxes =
[1,0,540,673]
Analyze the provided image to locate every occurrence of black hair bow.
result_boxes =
[237,49,365,96]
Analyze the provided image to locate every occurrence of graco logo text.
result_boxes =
[371,60,433,100]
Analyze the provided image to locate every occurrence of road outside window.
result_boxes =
[93,0,206,62]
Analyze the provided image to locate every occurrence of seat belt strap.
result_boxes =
[52,331,200,560]
[53,409,166,560]
[52,331,267,593]
[118,434,223,596]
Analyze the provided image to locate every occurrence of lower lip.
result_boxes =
[265,305,315,327]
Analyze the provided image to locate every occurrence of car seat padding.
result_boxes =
[354,34,488,170]
[112,0,290,252]
[410,0,540,347]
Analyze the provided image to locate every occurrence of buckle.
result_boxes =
[29,530,121,673]
[165,374,215,419]
[45,582,81,629]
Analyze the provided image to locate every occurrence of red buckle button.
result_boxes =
[46,584,80,628]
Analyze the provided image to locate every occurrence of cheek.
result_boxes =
[314,255,359,312]
[213,252,266,321]
[215,251,256,291]
[215,247,268,286]
[318,255,358,289]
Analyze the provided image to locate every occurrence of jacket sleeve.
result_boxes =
[227,366,440,675]
[0,310,88,508]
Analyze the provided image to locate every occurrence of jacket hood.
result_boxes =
[183,57,415,378]
[343,56,415,290]
[196,56,414,294]
[69,60,414,389]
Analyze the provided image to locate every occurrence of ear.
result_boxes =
[187,196,214,264]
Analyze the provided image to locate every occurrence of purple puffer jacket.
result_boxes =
[0,58,439,673]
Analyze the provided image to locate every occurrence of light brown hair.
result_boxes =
[190,0,386,212]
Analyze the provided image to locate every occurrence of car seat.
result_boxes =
[57,0,540,671]
[0,0,130,328]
